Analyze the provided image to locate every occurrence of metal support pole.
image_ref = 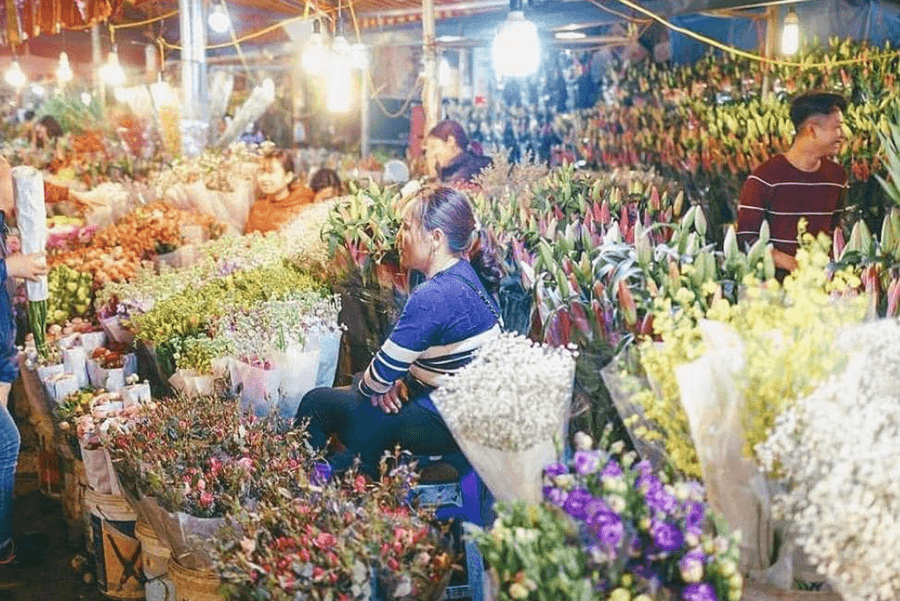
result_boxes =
[421,0,440,134]
[179,0,210,155]
[761,5,778,101]
[91,25,102,93]
[360,70,370,158]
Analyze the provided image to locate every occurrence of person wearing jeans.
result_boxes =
[295,186,503,476]
[0,172,49,565]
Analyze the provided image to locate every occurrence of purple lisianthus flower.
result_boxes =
[545,462,568,478]
[544,486,569,507]
[574,450,601,475]
[645,486,678,515]
[587,510,624,549]
[684,501,705,534]
[311,461,332,485]
[682,583,719,601]
[601,460,624,478]
[563,488,593,520]
[638,474,663,496]
[583,497,610,520]
[651,520,685,553]
[679,548,706,582]
[635,460,653,476]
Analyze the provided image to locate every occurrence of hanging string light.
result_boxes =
[302,20,329,74]
[56,52,74,84]
[781,8,800,56]
[492,0,541,78]
[326,20,353,113]
[4,60,27,89]
[208,3,230,34]
[99,46,126,86]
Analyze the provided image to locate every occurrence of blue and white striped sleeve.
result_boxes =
[358,286,441,397]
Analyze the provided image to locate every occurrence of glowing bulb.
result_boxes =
[99,50,125,86]
[350,43,368,70]
[208,4,230,34]
[492,11,540,78]
[56,52,74,84]
[302,32,329,75]
[439,58,451,87]
[331,35,350,57]
[114,86,127,103]
[781,8,800,56]
[32,84,46,97]
[81,92,92,105]
[326,54,352,113]
[4,61,27,88]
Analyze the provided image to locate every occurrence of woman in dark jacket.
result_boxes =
[425,120,492,184]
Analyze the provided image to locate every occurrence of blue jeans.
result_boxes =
[294,386,460,476]
[0,401,20,548]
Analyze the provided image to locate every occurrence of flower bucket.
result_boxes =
[167,558,223,601]
[84,488,144,599]
[136,518,175,601]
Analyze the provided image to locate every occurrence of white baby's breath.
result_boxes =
[431,333,576,451]
[757,320,900,601]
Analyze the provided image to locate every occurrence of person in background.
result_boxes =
[309,168,342,203]
[31,115,64,149]
[737,92,848,276]
[245,150,315,234]
[425,120,492,184]
[294,186,503,476]
[0,170,49,567]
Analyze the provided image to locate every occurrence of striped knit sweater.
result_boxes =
[736,154,847,255]
[359,260,501,407]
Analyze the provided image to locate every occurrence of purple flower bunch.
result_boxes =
[542,433,743,601]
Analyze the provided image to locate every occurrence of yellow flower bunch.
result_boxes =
[728,233,865,455]
[630,230,865,477]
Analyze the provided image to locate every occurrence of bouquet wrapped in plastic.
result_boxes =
[12,167,49,356]
[432,334,576,503]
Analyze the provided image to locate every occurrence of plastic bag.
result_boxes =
[274,345,320,421]
[307,330,342,388]
[168,369,215,397]
[11,167,48,301]
[675,320,778,579]
[80,443,122,495]
[232,360,281,417]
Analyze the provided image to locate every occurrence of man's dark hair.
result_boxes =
[310,168,341,193]
[789,92,847,131]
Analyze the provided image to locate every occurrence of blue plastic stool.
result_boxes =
[411,452,491,601]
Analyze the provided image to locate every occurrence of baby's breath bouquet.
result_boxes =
[757,320,900,601]
[431,334,576,503]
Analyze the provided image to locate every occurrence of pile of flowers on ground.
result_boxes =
[472,432,742,601]
[213,457,456,601]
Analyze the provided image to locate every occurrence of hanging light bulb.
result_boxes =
[208,3,230,34]
[81,92,92,105]
[493,0,540,78]
[302,20,329,75]
[438,57,451,87]
[326,49,352,113]
[32,84,46,97]
[56,52,74,84]
[99,47,126,86]
[4,60,27,89]
[781,8,800,56]
[350,43,368,70]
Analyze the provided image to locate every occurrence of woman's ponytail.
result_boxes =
[469,229,503,296]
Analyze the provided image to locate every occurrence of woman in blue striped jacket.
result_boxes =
[294,186,503,476]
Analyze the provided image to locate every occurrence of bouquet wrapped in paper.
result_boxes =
[431,334,576,504]
[12,167,49,356]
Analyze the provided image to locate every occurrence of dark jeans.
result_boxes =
[294,386,459,476]
[0,402,20,547]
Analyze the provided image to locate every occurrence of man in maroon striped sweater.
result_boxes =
[736,92,849,275]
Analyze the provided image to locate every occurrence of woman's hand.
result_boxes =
[5,252,48,281]
[372,380,409,414]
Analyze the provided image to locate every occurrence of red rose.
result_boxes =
[314,532,337,549]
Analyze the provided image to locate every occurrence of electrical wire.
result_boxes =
[110,9,179,32]
[591,1,651,24]
[607,0,900,68]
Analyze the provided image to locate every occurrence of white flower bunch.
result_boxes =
[214,294,341,359]
[432,334,577,451]
[756,320,900,601]
[150,143,262,193]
